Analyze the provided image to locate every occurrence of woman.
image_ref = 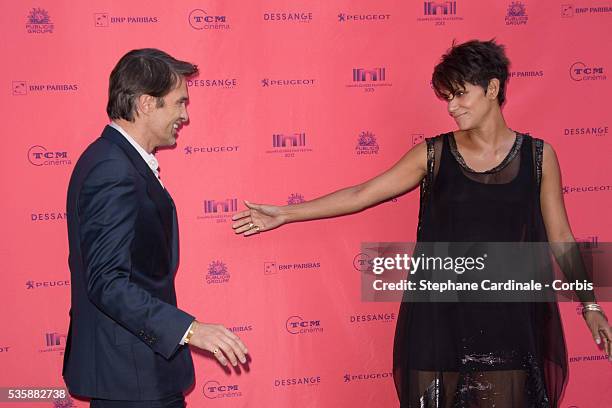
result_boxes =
[232,40,610,407]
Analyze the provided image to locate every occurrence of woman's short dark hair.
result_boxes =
[107,48,198,121]
[432,39,510,106]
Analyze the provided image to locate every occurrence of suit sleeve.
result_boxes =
[78,158,194,359]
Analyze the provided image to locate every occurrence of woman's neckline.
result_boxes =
[448,131,523,174]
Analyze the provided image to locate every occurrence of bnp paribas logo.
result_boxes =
[26,8,54,34]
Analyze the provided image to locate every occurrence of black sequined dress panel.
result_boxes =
[394,133,567,408]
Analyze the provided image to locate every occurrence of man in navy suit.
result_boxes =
[63,49,248,408]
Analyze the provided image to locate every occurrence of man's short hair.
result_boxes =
[107,48,198,121]
[432,39,510,106]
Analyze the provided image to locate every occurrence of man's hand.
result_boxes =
[188,321,249,367]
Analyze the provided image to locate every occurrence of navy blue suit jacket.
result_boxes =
[63,126,194,400]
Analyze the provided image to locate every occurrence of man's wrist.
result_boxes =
[181,320,196,345]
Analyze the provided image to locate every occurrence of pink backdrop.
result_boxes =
[1,1,611,407]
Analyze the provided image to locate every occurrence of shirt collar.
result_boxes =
[109,122,160,178]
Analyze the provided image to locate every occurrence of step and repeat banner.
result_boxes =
[1,1,611,407]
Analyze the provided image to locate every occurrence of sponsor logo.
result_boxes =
[356,131,379,155]
[203,381,242,399]
[418,1,463,24]
[264,12,313,22]
[287,193,305,204]
[562,185,611,194]
[412,133,425,145]
[266,133,313,157]
[570,62,606,81]
[562,4,612,17]
[40,332,66,354]
[197,199,237,223]
[26,8,54,34]
[26,280,70,290]
[344,371,393,383]
[575,235,599,249]
[338,13,391,22]
[346,68,392,92]
[205,261,230,284]
[266,261,321,276]
[264,261,278,275]
[564,126,608,136]
[94,13,158,27]
[28,146,71,166]
[228,325,253,333]
[510,70,544,78]
[274,376,321,387]
[286,316,323,334]
[13,81,78,95]
[354,253,373,272]
[189,9,230,30]
[505,1,528,25]
[31,212,67,222]
[0,347,10,353]
[349,313,396,323]
[53,398,76,408]
[261,78,316,87]
[569,354,609,362]
[184,145,240,155]
[187,78,237,89]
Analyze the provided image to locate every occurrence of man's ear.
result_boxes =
[135,94,156,116]
[486,78,500,100]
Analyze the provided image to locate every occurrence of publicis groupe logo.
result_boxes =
[13,81,78,95]
[26,280,70,290]
[261,78,316,87]
[346,68,392,92]
[505,1,528,25]
[510,70,544,79]
[563,184,611,194]
[564,126,608,136]
[31,211,67,222]
[266,132,313,157]
[338,12,391,22]
[264,260,321,276]
[418,1,463,24]
[197,198,237,223]
[263,12,313,22]
[356,131,379,155]
[349,313,396,324]
[94,13,158,27]
[203,380,242,399]
[287,193,305,205]
[26,8,54,34]
[53,398,76,408]
[570,62,606,81]
[184,145,240,155]
[561,4,612,17]
[28,146,71,167]
[286,316,323,335]
[187,78,237,89]
[40,332,67,353]
[189,9,229,30]
[344,371,393,383]
[205,260,230,284]
[274,375,321,388]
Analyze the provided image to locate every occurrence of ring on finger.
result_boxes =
[247,222,254,229]
[213,348,220,355]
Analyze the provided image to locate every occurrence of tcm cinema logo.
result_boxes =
[189,9,229,30]
[26,8,54,34]
[94,13,158,27]
[564,126,608,136]
[349,313,396,324]
[287,193,305,205]
[203,380,242,399]
[562,184,611,194]
[346,68,392,92]
[28,146,71,167]
[356,131,379,155]
[40,332,67,353]
[187,78,237,89]
[417,1,463,24]
[510,70,544,79]
[261,78,316,87]
[274,376,321,388]
[505,1,528,25]
[31,211,67,222]
[570,62,606,81]
[344,371,393,383]
[197,198,238,223]
[266,133,313,157]
[183,145,240,155]
[205,260,230,284]
[353,252,373,272]
[338,13,391,22]
[26,280,70,290]
[263,12,313,22]
[12,81,78,95]
[562,4,612,17]
[285,316,323,335]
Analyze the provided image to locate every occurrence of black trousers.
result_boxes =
[90,393,185,408]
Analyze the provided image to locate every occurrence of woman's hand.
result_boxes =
[584,311,612,361]
[232,201,286,236]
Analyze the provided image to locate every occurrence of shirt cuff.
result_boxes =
[179,320,195,345]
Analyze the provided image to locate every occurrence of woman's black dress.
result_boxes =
[393,132,567,407]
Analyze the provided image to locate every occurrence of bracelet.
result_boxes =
[184,327,195,345]
[582,303,607,320]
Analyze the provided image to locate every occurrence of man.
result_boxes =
[63,49,248,408]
